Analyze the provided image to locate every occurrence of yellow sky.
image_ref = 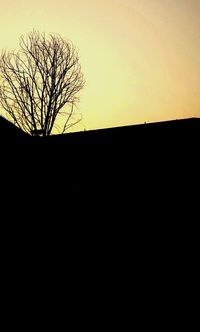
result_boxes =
[0,0,200,131]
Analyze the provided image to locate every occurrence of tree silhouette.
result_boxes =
[0,31,84,136]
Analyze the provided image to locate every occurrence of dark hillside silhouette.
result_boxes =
[2,116,199,164]
[1,116,199,272]
[46,117,200,149]
[0,115,28,140]
[1,117,198,320]
[1,117,199,197]
[1,116,199,215]
[34,117,199,177]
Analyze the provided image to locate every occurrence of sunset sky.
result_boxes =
[0,0,200,131]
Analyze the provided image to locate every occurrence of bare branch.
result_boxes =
[0,30,85,136]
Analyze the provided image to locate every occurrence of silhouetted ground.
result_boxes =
[1,116,199,315]
[1,116,199,213]
[0,115,29,141]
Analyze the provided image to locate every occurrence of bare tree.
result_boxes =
[0,30,84,136]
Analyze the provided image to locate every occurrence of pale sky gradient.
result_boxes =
[0,0,200,131]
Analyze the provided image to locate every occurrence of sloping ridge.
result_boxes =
[46,117,200,148]
[0,116,28,140]
[51,117,200,138]
[1,117,199,198]
[1,116,199,144]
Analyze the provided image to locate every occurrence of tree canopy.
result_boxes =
[0,30,85,136]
